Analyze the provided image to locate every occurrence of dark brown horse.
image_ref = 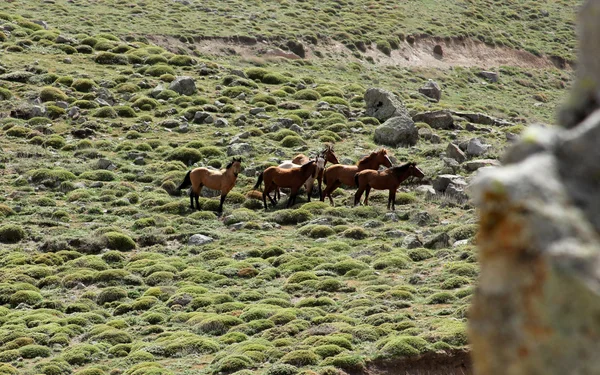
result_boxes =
[353,162,424,210]
[177,157,242,212]
[321,148,393,206]
[254,158,319,209]
[284,144,340,199]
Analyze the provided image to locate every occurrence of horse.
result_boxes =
[353,162,425,210]
[254,158,319,210]
[177,157,242,212]
[276,155,325,202]
[277,144,340,200]
[321,148,393,206]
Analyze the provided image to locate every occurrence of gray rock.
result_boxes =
[452,111,513,127]
[176,123,190,133]
[374,115,418,146]
[133,157,145,165]
[446,143,467,163]
[169,76,196,96]
[466,137,490,156]
[445,180,469,202]
[97,159,116,170]
[90,181,104,188]
[383,212,400,222]
[32,20,49,29]
[418,127,433,140]
[423,232,450,249]
[364,88,409,122]
[214,118,229,128]
[415,185,437,199]
[479,71,499,82]
[413,110,454,129]
[418,80,442,102]
[227,143,252,156]
[229,222,246,230]
[289,124,303,134]
[55,34,78,44]
[364,220,384,228]
[150,84,165,98]
[452,239,470,247]
[193,111,214,124]
[55,101,69,109]
[188,234,214,246]
[95,98,110,107]
[443,157,461,173]
[1,71,35,83]
[230,69,247,78]
[430,134,441,144]
[411,211,432,226]
[464,159,501,172]
[250,107,266,115]
[385,230,406,238]
[10,104,46,120]
[402,235,423,249]
[433,174,465,192]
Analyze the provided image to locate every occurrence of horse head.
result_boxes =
[323,144,339,164]
[228,157,243,176]
[408,162,425,179]
[378,148,393,168]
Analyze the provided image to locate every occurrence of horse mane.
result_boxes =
[225,160,235,169]
[300,160,316,170]
[390,162,415,175]
[357,149,386,166]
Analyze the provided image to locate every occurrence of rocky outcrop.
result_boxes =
[468,2,600,373]
[374,116,418,146]
[364,88,409,122]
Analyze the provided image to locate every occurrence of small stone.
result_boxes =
[188,234,214,246]
[446,143,467,163]
[250,107,266,115]
[479,71,499,83]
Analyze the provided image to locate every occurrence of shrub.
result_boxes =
[222,86,252,98]
[306,225,335,238]
[73,368,105,375]
[449,224,478,240]
[376,336,429,359]
[93,329,132,345]
[94,52,128,65]
[342,227,368,239]
[0,204,15,217]
[19,345,51,359]
[293,89,321,100]
[427,292,457,304]
[132,96,158,110]
[30,168,76,185]
[0,87,12,100]
[372,254,412,270]
[252,94,277,105]
[62,344,101,365]
[262,73,288,84]
[272,210,312,225]
[72,79,96,92]
[103,232,136,251]
[280,136,306,148]
[5,126,31,138]
[407,248,434,261]
[166,147,202,165]
[280,350,319,366]
[265,364,298,375]
[245,67,269,80]
[114,106,137,117]
[40,86,68,102]
[97,287,128,304]
[93,107,117,118]
[0,224,25,243]
[9,290,43,306]
[146,64,175,77]
[168,55,195,66]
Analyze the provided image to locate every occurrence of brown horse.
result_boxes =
[354,162,425,210]
[321,148,393,206]
[177,157,243,212]
[254,158,319,209]
[286,144,340,198]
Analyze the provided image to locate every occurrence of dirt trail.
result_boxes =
[147,34,568,70]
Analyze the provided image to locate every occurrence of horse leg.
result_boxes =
[195,185,203,210]
[218,193,227,212]
[329,181,342,206]
[364,185,372,206]
[265,182,278,207]
[391,190,396,211]
[306,179,313,202]
[354,186,364,207]
[189,189,194,209]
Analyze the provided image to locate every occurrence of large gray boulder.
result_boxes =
[169,76,196,96]
[364,88,409,122]
[413,110,454,129]
[469,2,600,373]
[418,80,441,102]
[374,115,418,146]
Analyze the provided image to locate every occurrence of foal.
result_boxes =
[321,148,393,206]
[254,159,318,209]
[177,158,242,212]
[353,162,424,210]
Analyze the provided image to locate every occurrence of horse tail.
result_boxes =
[253,172,264,190]
[177,171,192,193]
[323,171,328,185]
[354,173,360,187]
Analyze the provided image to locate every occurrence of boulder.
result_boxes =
[364,88,409,122]
[10,104,46,120]
[464,159,501,172]
[466,138,490,156]
[188,234,213,246]
[374,115,418,146]
[479,71,499,82]
[418,80,441,102]
[413,110,454,129]
[193,111,214,124]
[55,35,78,45]
[227,143,252,156]
[452,111,513,127]
[169,76,196,96]
[401,235,423,249]
[433,174,465,192]
[423,232,450,249]
[214,118,229,128]
[446,143,467,163]
[0,71,35,83]
[469,2,600,373]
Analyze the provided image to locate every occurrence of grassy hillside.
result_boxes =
[0,2,577,375]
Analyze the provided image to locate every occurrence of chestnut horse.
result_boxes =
[254,158,319,209]
[177,157,242,212]
[277,155,325,202]
[321,148,393,206]
[278,144,340,199]
[354,162,424,210]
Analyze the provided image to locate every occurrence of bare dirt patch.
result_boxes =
[146,34,567,70]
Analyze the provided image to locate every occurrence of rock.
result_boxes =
[418,80,441,102]
[250,107,266,115]
[479,71,499,82]
[227,143,252,156]
[364,88,409,122]
[383,212,400,222]
[385,230,406,238]
[176,123,190,133]
[229,222,246,230]
[506,132,520,142]
[32,20,49,29]
[374,115,418,146]
[193,111,214,124]
[464,159,501,172]
[415,185,437,200]
[230,69,247,78]
[0,71,35,83]
[413,110,454,129]
[289,124,303,134]
[63,58,72,64]
[433,174,465,192]
[452,239,469,247]
[363,220,384,228]
[97,159,116,170]
[188,234,213,246]
[452,111,513,127]
[430,134,441,143]
[10,104,46,120]
[418,127,432,140]
[466,138,490,156]
[90,181,104,188]
[411,211,432,226]
[133,157,145,166]
[443,157,461,174]
[278,102,301,110]
[214,118,228,128]
[169,76,196,96]
[402,235,423,249]
[445,180,469,202]
[55,101,69,109]
[423,232,450,249]
[433,44,443,56]
[150,84,165,98]
[95,98,110,107]
[55,34,78,44]
[446,143,467,163]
